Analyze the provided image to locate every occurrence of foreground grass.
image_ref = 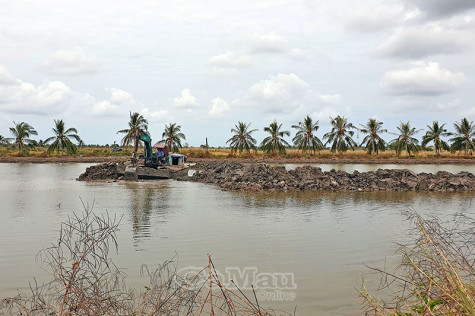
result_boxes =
[360,211,475,315]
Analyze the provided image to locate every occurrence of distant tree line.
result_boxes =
[2,113,474,157]
[226,115,475,157]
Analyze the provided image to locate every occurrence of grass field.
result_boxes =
[0,145,473,161]
[180,147,471,160]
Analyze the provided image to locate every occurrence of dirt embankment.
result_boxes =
[77,162,124,181]
[183,162,475,192]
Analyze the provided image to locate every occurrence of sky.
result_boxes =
[0,0,474,146]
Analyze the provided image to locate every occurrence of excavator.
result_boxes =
[138,133,157,168]
[135,132,185,168]
[122,132,188,181]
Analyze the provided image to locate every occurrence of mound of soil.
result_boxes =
[77,162,122,181]
[184,162,475,192]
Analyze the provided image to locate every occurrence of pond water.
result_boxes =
[0,163,474,315]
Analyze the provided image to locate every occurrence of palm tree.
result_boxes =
[390,122,421,156]
[260,120,290,154]
[421,121,451,156]
[44,119,81,155]
[291,115,323,154]
[359,118,387,155]
[323,115,357,153]
[117,112,149,161]
[450,118,475,155]
[161,123,186,152]
[7,121,38,155]
[0,135,9,146]
[226,121,258,154]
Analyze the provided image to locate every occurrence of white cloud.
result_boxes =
[249,73,309,102]
[36,81,71,105]
[207,51,251,76]
[311,106,340,122]
[208,97,230,119]
[377,24,474,58]
[140,107,168,122]
[234,73,343,123]
[0,66,16,85]
[0,67,73,115]
[251,32,288,53]
[92,88,135,116]
[380,62,466,96]
[208,51,250,67]
[44,47,99,75]
[174,89,199,108]
[317,94,341,105]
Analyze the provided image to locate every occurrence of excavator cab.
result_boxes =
[152,143,169,166]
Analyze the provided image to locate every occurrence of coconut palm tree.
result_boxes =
[421,121,451,156]
[117,112,149,161]
[359,118,387,155]
[162,123,186,152]
[450,118,475,155]
[291,115,323,154]
[323,115,357,153]
[390,122,421,156]
[7,121,38,155]
[226,121,258,154]
[0,135,9,146]
[44,119,81,155]
[260,120,290,154]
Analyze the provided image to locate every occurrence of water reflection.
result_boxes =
[124,182,174,249]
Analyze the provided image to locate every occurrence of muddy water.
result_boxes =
[0,163,474,315]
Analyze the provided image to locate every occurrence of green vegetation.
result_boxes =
[226,121,258,155]
[260,120,290,154]
[0,135,8,146]
[359,118,387,155]
[421,121,451,156]
[292,115,323,154]
[7,121,38,155]
[360,212,475,315]
[45,119,82,155]
[1,114,474,159]
[117,112,149,160]
[450,118,475,155]
[323,115,357,153]
[161,122,186,152]
[390,121,421,157]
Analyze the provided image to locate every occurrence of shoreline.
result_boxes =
[0,155,474,165]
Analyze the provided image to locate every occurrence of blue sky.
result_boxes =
[0,0,474,146]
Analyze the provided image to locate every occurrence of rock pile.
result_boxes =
[185,162,475,192]
[77,162,121,181]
